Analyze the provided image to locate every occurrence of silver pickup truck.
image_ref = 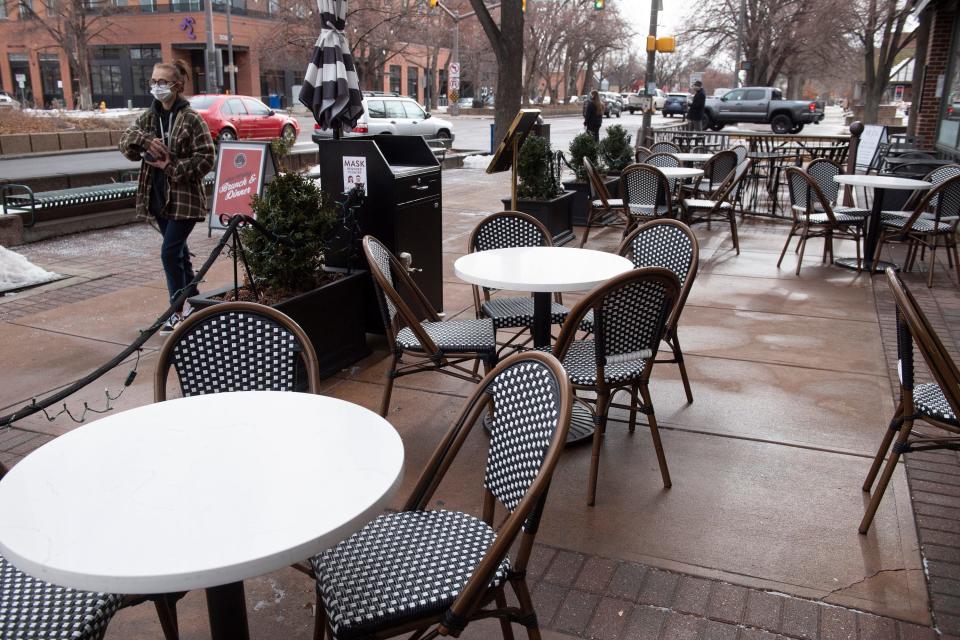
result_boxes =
[702,87,825,134]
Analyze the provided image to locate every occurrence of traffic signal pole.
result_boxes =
[428,1,501,117]
[640,0,659,147]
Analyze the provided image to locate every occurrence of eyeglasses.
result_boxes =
[150,80,175,88]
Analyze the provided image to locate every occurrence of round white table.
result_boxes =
[655,167,705,180]
[673,152,713,164]
[0,391,404,640]
[455,246,632,445]
[833,174,932,271]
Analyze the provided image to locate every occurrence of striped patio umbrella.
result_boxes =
[299,0,364,134]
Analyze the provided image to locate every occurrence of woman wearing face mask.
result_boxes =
[120,59,215,334]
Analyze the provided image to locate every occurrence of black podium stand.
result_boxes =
[316,134,443,330]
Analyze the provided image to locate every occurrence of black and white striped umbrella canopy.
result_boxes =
[299,0,364,131]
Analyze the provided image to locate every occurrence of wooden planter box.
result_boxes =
[189,268,371,379]
[501,190,575,246]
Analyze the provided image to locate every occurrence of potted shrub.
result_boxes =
[562,132,620,226]
[500,134,575,245]
[598,124,634,176]
[190,170,370,378]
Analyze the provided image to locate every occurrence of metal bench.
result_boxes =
[1,173,215,227]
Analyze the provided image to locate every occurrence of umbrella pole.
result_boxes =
[334,124,342,140]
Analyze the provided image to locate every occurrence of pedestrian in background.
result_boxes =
[119,59,215,335]
[687,80,706,131]
[584,90,604,141]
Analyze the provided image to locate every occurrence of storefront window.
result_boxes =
[39,52,63,108]
[389,65,401,95]
[937,16,960,153]
[8,53,33,104]
[407,66,418,100]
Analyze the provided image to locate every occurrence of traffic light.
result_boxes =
[594,0,604,9]
[522,0,526,11]
[647,35,677,52]
[428,0,438,7]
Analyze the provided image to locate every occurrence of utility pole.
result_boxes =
[204,0,217,93]
[226,0,236,94]
[640,0,659,147]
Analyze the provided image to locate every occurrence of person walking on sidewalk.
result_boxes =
[583,90,604,141]
[686,80,706,131]
[119,59,215,335]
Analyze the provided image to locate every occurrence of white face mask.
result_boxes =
[151,84,174,103]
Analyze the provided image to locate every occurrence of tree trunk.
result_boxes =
[470,0,523,148]
[74,40,93,110]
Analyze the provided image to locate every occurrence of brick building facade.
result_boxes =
[912,0,959,157]
[0,2,448,110]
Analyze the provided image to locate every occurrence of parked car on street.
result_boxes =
[313,96,455,141]
[189,94,300,144]
[702,87,825,133]
[663,93,689,117]
[599,91,622,118]
[0,91,22,110]
[622,89,666,114]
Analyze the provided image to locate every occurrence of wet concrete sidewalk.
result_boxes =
[1,167,957,639]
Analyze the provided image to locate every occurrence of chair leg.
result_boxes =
[870,232,887,275]
[860,415,913,534]
[927,238,938,288]
[671,334,694,404]
[777,225,797,268]
[639,384,671,488]
[951,239,960,285]
[728,210,740,255]
[628,386,639,434]
[854,227,863,274]
[863,399,903,492]
[495,590,516,640]
[796,231,809,276]
[380,354,399,418]
[512,578,542,640]
[588,390,611,506]
[153,595,180,640]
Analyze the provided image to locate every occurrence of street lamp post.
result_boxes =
[204,0,217,93]
[430,1,502,117]
[226,0,235,94]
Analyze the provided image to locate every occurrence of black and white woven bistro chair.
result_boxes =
[860,269,960,532]
[730,145,748,166]
[552,268,681,505]
[687,150,737,199]
[644,152,680,169]
[681,158,752,255]
[468,211,570,353]
[620,163,674,234]
[580,157,629,248]
[650,141,680,154]
[154,301,322,401]
[635,146,652,163]
[364,235,498,417]
[872,173,960,287]
[305,351,573,640]
[581,220,700,404]
[778,167,867,275]
[0,463,181,640]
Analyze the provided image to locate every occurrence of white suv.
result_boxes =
[314,96,455,141]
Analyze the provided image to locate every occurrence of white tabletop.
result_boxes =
[656,167,704,179]
[833,174,933,190]
[673,153,713,163]
[0,391,404,593]
[454,246,633,293]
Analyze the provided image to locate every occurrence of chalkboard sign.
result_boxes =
[856,124,888,171]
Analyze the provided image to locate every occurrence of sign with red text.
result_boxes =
[209,141,276,232]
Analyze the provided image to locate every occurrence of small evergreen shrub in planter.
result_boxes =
[501,134,575,245]
[190,170,370,377]
[599,124,634,174]
[564,132,610,226]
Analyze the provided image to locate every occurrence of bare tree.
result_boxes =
[17,0,116,109]
[843,0,914,122]
[468,0,523,146]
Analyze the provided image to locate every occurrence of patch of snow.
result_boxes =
[461,154,492,170]
[22,108,144,119]
[0,245,60,293]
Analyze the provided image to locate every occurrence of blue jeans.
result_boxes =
[157,217,199,306]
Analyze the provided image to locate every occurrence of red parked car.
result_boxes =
[188,94,300,144]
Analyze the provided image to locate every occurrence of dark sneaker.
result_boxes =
[159,313,182,336]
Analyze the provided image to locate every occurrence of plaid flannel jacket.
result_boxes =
[119,104,215,222]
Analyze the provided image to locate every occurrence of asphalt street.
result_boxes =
[0,107,847,180]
